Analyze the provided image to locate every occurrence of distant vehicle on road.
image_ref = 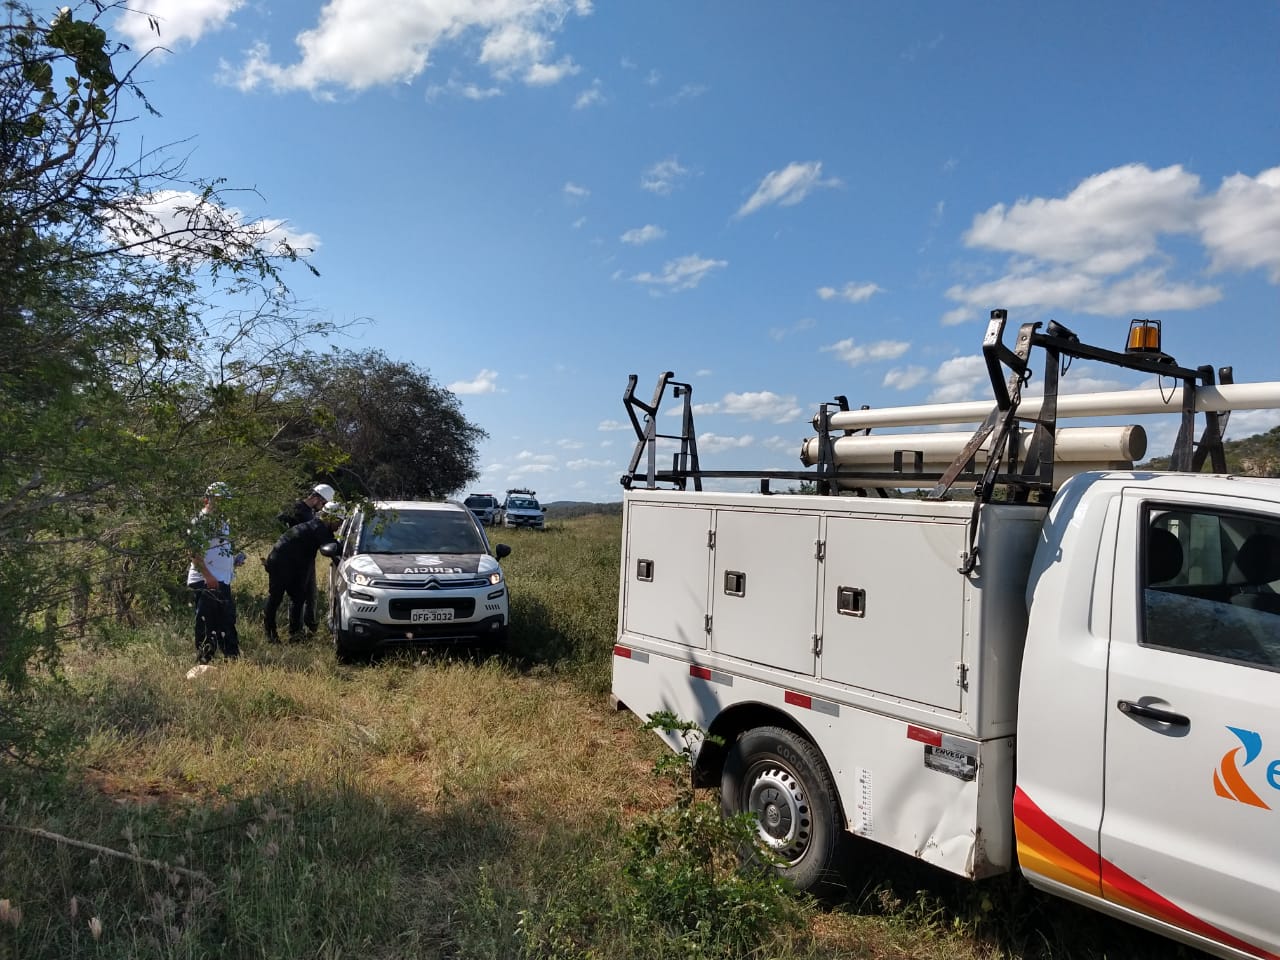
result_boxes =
[500,488,545,530]
[463,492,499,525]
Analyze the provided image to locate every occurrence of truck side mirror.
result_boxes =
[495,544,511,559]
[319,541,341,560]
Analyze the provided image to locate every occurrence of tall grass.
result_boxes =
[0,514,1208,959]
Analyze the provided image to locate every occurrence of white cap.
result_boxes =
[205,481,232,499]
[311,483,336,502]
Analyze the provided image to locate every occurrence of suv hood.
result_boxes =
[346,553,500,577]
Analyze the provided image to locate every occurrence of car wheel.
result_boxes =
[331,601,371,665]
[720,726,843,893]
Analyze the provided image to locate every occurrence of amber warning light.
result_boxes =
[1126,318,1162,354]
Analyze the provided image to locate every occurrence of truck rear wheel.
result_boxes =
[721,726,842,893]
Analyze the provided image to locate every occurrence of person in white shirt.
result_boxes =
[186,481,242,665]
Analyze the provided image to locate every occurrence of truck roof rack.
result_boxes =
[621,308,1273,505]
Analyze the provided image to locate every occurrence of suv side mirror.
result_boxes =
[495,544,512,560]
[319,541,341,560]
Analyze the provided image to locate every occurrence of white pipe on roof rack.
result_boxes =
[814,382,1280,432]
[799,425,1147,468]
[827,461,1136,491]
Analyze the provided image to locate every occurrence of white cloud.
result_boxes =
[525,57,580,86]
[225,0,591,94]
[597,419,630,431]
[928,355,988,403]
[769,317,815,342]
[1198,166,1280,282]
[632,254,727,292]
[883,366,929,391]
[666,82,708,104]
[567,457,613,469]
[817,282,884,303]
[735,161,841,218]
[557,439,584,449]
[620,224,666,245]
[516,450,557,464]
[821,338,911,367]
[689,391,802,424]
[574,80,605,109]
[1223,410,1280,441]
[448,369,500,394]
[945,266,1220,316]
[641,157,689,195]
[695,369,713,377]
[563,181,590,200]
[763,436,796,452]
[426,77,503,101]
[103,189,319,262]
[943,163,1280,318]
[698,432,755,453]
[964,164,1200,274]
[509,463,555,476]
[941,306,976,326]
[116,0,242,50]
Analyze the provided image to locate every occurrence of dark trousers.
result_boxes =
[192,582,239,663]
[292,562,318,632]
[265,566,308,641]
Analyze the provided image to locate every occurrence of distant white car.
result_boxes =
[321,500,511,663]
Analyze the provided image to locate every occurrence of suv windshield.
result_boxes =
[358,510,487,555]
[508,498,538,510]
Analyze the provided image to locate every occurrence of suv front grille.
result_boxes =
[370,576,489,590]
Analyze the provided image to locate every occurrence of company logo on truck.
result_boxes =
[1213,726,1274,809]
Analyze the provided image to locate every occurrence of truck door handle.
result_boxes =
[1116,700,1189,727]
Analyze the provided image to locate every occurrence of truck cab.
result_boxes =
[1016,471,1280,957]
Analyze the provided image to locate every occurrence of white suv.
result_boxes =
[321,501,511,662]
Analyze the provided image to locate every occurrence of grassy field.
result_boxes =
[0,514,1209,959]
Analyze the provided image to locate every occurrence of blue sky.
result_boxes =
[114,1,1279,501]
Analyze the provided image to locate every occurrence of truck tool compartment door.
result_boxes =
[1101,492,1280,956]
[622,503,711,648]
[821,515,967,711]
[710,509,819,674]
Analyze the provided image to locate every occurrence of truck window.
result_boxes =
[1142,508,1280,671]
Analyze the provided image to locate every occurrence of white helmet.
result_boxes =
[311,483,336,503]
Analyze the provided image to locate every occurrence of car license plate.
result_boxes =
[411,608,454,623]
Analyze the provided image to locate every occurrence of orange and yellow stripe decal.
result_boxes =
[1014,787,1279,960]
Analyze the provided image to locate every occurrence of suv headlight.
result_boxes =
[344,568,374,587]
[488,571,503,586]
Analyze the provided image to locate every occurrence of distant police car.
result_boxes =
[463,492,499,525]
[321,500,511,662]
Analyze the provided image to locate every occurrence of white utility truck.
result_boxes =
[611,312,1280,960]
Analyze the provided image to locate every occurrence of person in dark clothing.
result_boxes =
[264,504,343,643]
[277,483,336,634]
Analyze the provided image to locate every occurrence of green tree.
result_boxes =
[284,349,487,500]
[0,2,332,763]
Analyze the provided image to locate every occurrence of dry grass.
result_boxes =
[0,514,1209,959]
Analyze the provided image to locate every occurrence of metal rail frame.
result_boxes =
[620,309,1233,507]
